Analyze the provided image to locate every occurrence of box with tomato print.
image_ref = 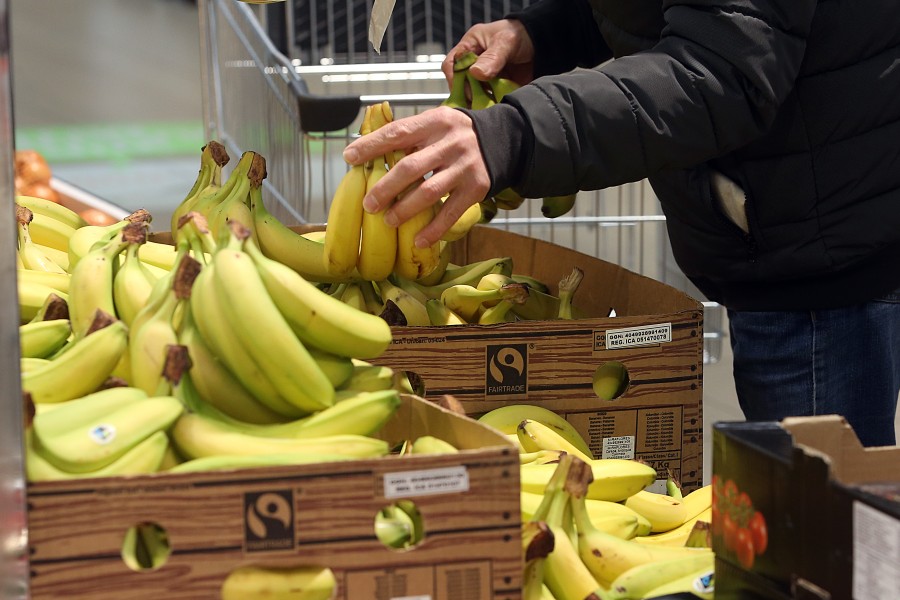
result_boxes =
[711,415,900,600]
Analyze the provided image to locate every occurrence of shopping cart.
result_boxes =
[198,0,724,363]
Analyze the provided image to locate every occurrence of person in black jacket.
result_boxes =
[343,0,900,447]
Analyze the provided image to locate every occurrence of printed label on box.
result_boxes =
[600,323,672,350]
[853,501,900,600]
[601,435,636,460]
[243,489,295,552]
[485,343,528,397]
[345,566,434,600]
[384,466,470,499]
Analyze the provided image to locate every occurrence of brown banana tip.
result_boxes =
[249,153,268,186]
[86,310,117,335]
[23,392,35,429]
[42,294,69,321]
[208,140,230,166]
[126,208,153,224]
[379,299,408,327]
[163,344,192,387]
[15,204,33,224]
[99,377,130,390]
[525,522,555,561]
[227,220,252,241]
[174,255,203,298]
[121,221,148,245]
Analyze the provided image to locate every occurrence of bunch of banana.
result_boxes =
[169,140,230,238]
[25,385,182,481]
[323,102,443,283]
[374,500,424,550]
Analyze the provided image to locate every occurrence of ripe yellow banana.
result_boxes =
[18,282,68,324]
[425,297,467,325]
[681,483,713,521]
[129,281,182,396]
[68,229,130,339]
[22,289,68,325]
[605,552,715,600]
[212,225,335,414]
[307,346,355,388]
[16,195,87,231]
[27,210,78,252]
[220,566,336,600]
[416,239,451,285]
[338,281,368,312]
[322,163,368,278]
[207,151,263,247]
[477,404,594,458]
[624,490,690,533]
[441,200,483,242]
[244,240,391,359]
[640,565,715,599]
[357,156,398,281]
[171,411,389,461]
[520,490,652,538]
[337,361,395,393]
[421,256,514,298]
[17,268,70,295]
[633,507,712,547]
[19,319,70,359]
[478,284,530,324]
[112,227,159,327]
[189,262,304,418]
[521,520,554,600]
[409,435,459,455]
[593,361,629,400]
[517,419,594,462]
[395,202,442,281]
[440,283,515,322]
[22,314,128,404]
[521,458,657,503]
[377,279,431,326]
[16,206,67,274]
[190,149,256,224]
[477,273,560,321]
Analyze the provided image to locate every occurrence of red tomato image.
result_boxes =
[723,512,739,552]
[735,527,756,569]
[749,510,768,555]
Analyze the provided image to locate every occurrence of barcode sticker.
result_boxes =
[384,466,469,499]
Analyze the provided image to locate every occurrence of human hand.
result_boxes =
[442,19,534,87]
[342,106,491,249]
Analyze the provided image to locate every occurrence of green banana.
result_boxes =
[170,140,229,237]
[19,318,70,359]
[541,193,578,219]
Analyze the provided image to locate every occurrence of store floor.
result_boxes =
[10,0,898,483]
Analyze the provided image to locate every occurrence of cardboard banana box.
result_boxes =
[26,394,521,600]
[712,415,900,600]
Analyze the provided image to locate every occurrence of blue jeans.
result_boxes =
[727,288,900,447]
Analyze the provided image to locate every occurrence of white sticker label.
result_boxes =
[384,466,470,499]
[89,424,117,445]
[853,501,900,600]
[605,323,672,349]
[601,435,635,460]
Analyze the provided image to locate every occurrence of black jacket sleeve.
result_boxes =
[472,0,818,199]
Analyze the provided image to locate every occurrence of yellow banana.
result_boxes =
[338,281,368,312]
[170,140,229,235]
[477,284,530,324]
[623,490,690,533]
[22,314,127,404]
[16,206,67,274]
[220,566,336,600]
[440,283,512,322]
[605,553,715,600]
[633,507,712,547]
[207,151,264,247]
[68,229,131,339]
[357,155,397,281]
[23,289,68,324]
[27,210,78,252]
[244,239,391,359]
[322,163,368,278]
[395,202,442,281]
[112,226,159,327]
[478,273,560,321]
[640,565,715,599]
[517,419,594,462]
[416,239,451,285]
[476,404,594,458]
[18,282,68,324]
[521,521,554,600]
[17,269,70,295]
[441,200,483,242]
[409,435,459,455]
[377,278,431,326]
[19,319,70,359]
[337,361,395,393]
[681,484,713,521]
[520,459,657,503]
[16,195,87,231]
[129,280,182,396]
[520,490,652,537]
[425,297,467,325]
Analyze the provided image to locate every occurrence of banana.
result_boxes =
[24,290,69,324]
[520,490,652,538]
[171,411,390,461]
[178,306,285,425]
[493,187,526,211]
[66,212,137,270]
[488,76,520,102]
[441,199,483,242]
[22,314,128,404]
[377,279,431,326]
[395,202,442,281]
[633,507,712,547]
[68,229,131,339]
[477,404,594,458]
[26,428,169,482]
[467,72,496,110]
[530,456,604,600]
[321,163,368,278]
[212,225,334,414]
[623,490,689,533]
[337,361,395,392]
[32,391,181,473]
[17,206,67,274]
[21,357,50,373]
[27,210,78,252]
[520,459,657,503]
[681,484,713,521]
[189,261,304,418]
[566,459,712,585]
[250,188,359,283]
[189,149,256,223]
[128,271,185,397]
[521,520,554,600]
[605,553,715,600]
[511,274,552,294]
[221,566,336,600]
[307,346,355,388]
[557,267,584,320]
[541,193,578,219]
[479,196,498,223]
[244,239,392,359]
[19,319,70,359]
[440,283,508,322]
[442,69,469,109]
[409,435,459,455]
[517,419,595,462]
[113,225,159,327]
[425,297,467,325]
[207,152,263,248]
[357,155,398,281]
[593,361,629,400]
[478,284,530,324]
[519,449,565,466]
[426,256,514,297]
[170,140,229,235]
[640,566,715,599]
[18,268,70,294]
[339,281,368,312]
[19,283,68,324]
[416,240,451,286]
[16,195,87,230]
[478,273,561,321]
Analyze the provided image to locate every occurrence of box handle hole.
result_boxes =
[121,522,170,571]
[374,500,425,551]
[592,361,629,400]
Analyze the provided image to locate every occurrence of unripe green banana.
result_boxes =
[426,297,468,325]
[409,435,459,455]
[170,140,229,237]
[541,193,578,219]
[337,361,396,392]
[19,318,70,359]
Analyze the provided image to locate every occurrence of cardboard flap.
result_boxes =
[782,415,900,485]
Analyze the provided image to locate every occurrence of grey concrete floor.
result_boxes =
[10,0,898,484]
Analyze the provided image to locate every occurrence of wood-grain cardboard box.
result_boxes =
[370,227,706,492]
[26,395,521,600]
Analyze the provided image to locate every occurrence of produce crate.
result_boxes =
[26,394,522,600]
[712,415,900,600]
[368,226,706,493]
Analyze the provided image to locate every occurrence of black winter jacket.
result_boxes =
[470,0,900,310]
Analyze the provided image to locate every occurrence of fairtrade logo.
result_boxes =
[89,424,116,445]
[243,490,295,552]
[694,570,715,593]
[486,344,527,396]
